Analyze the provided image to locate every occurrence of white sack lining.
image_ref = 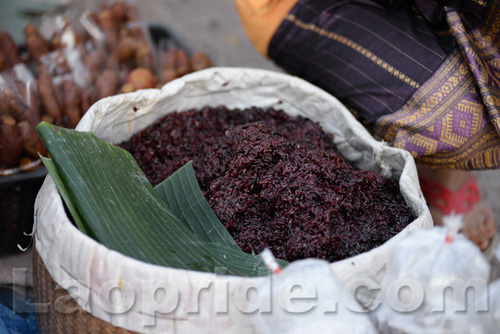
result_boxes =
[34,67,432,333]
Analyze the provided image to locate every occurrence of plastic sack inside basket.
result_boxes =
[374,213,490,334]
[251,251,378,334]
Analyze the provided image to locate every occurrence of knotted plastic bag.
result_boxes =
[374,214,490,334]
[251,255,378,334]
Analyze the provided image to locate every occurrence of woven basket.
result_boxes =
[33,68,432,334]
[33,242,139,334]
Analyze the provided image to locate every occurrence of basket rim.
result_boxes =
[34,67,432,334]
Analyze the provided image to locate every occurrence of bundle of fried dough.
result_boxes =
[0,1,212,172]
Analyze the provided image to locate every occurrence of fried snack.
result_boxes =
[88,11,100,30]
[158,69,178,86]
[50,21,85,50]
[95,69,120,99]
[81,88,94,116]
[83,48,106,83]
[158,49,178,85]
[0,116,23,168]
[62,79,81,128]
[0,89,14,117]
[123,68,154,92]
[175,49,192,77]
[20,156,41,172]
[136,46,154,71]
[17,120,46,158]
[121,83,134,93]
[159,49,192,78]
[14,79,41,120]
[50,31,63,50]
[127,5,139,22]
[98,9,119,49]
[124,4,148,42]
[190,52,212,72]
[24,23,50,60]
[84,49,105,71]
[115,36,141,62]
[97,8,116,32]
[62,21,85,47]
[0,89,39,126]
[126,5,140,23]
[161,49,177,71]
[0,32,21,70]
[37,65,63,123]
[52,79,65,116]
[41,115,54,124]
[111,1,127,25]
[54,49,72,74]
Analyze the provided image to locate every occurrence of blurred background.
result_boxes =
[0,1,499,332]
[0,0,498,227]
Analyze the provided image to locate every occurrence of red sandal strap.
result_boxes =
[419,174,481,215]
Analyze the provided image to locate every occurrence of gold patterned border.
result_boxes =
[371,45,500,169]
[417,125,500,169]
[447,2,500,132]
[472,0,487,7]
[285,13,421,89]
[372,50,469,141]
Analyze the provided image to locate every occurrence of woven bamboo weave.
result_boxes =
[32,244,140,334]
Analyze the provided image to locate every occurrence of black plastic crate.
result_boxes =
[0,167,47,254]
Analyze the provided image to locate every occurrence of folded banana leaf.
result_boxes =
[37,122,286,276]
[155,161,241,251]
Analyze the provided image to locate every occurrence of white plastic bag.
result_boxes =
[252,257,378,334]
[480,278,500,333]
[375,214,490,334]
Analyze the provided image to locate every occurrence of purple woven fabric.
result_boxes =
[268,0,500,169]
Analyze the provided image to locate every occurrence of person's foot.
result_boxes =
[417,166,497,251]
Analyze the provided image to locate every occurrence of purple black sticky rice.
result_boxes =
[119,106,414,262]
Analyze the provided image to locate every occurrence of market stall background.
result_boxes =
[0,0,500,332]
[90,0,500,223]
[134,0,500,235]
[1,0,497,221]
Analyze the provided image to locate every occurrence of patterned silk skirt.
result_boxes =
[267,0,500,169]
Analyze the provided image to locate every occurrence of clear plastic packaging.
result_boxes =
[252,257,379,334]
[374,214,490,334]
[1,0,212,172]
[0,73,43,174]
[483,279,500,332]
[11,63,41,117]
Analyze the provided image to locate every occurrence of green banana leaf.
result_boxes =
[39,156,88,236]
[155,161,240,251]
[37,122,286,276]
